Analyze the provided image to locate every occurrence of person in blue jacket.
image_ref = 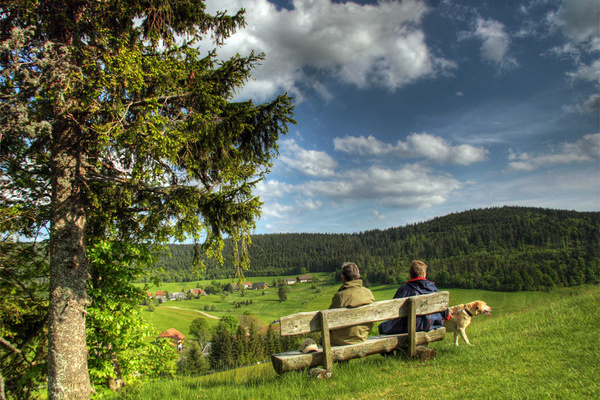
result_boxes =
[378,260,449,334]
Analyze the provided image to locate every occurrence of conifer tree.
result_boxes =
[0,1,293,397]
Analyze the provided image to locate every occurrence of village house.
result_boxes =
[232,282,252,291]
[158,328,185,349]
[187,288,206,297]
[252,282,268,290]
[296,274,312,283]
[155,291,167,303]
[169,291,187,301]
[284,278,296,285]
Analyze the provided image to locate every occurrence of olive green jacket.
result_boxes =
[328,279,375,346]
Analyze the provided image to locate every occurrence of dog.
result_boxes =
[443,300,492,346]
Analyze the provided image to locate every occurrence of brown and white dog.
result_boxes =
[444,301,492,346]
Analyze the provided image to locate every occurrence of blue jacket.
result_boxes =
[378,278,447,335]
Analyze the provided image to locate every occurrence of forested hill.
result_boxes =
[150,206,600,291]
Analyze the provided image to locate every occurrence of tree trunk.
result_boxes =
[47,126,91,400]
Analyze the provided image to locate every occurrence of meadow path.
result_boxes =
[165,306,220,320]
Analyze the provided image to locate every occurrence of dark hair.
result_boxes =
[409,260,427,279]
[341,262,360,281]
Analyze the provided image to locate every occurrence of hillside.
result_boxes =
[100,285,600,400]
[148,206,600,291]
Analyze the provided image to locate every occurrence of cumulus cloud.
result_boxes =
[507,133,600,171]
[466,17,518,69]
[278,139,338,177]
[204,0,456,101]
[547,0,600,45]
[333,133,487,165]
[254,179,294,199]
[260,163,463,212]
[568,59,600,83]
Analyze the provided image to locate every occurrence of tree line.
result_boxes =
[150,207,600,291]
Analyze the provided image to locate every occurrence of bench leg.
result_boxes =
[406,298,416,358]
[319,311,333,373]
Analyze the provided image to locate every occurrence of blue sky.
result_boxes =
[205,0,599,234]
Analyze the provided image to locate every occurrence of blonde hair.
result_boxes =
[409,260,427,279]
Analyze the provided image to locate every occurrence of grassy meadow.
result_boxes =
[107,280,600,399]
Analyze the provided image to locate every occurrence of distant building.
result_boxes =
[155,291,167,303]
[232,282,252,291]
[297,274,312,283]
[169,291,187,301]
[187,288,206,296]
[159,328,185,348]
[252,282,268,290]
[284,278,296,285]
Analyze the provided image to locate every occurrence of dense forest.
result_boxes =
[147,207,600,292]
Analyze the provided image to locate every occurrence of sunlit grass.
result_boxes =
[102,285,599,400]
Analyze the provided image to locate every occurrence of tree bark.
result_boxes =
[47,126,91,400]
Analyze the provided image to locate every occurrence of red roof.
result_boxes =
[159,328,185,341]
[155,291,166,296]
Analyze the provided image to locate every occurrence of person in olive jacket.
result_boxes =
[378,260,449,335]
[328,262,375,346]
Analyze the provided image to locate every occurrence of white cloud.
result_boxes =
[333,133,487,165]
[507,133,600,171]
[278,139,338,177]
[547,0,600,44]
[259,201,296,219]
[469,17,518,69]
[568,59,600,82]
[205,0,456,101]
[254,179,294,199]
[299,165,464,208]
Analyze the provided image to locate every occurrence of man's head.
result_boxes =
[341,262,360,282]
[409,260,427,279]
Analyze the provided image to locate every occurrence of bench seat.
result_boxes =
[271,327,446,374]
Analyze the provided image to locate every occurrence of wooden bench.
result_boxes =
[271,291,449,376]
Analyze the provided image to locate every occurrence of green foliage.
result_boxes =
[0,241,48,400]
[86,239,177,390]
[189,318,210,346]
[1,0,294,396]
[278,286,288,302]
[177,342,209,376]
[220,315,239,335]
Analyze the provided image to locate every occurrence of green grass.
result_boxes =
[141,273,338,331]
[102,284,600,400]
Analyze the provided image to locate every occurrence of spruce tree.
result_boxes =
[0,1,293,397]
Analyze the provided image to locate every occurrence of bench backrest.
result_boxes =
[279,291,449,336]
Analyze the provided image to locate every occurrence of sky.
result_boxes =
[204,0,600,235]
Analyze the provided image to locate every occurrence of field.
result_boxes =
[138,272,339,336]
[139,273,574,339]
[106,280,600,399]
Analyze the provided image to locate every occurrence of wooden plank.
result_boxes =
[279,291,449,336]
[319,311,333,372]
[271,327,446,374]
[407,298,416,358]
